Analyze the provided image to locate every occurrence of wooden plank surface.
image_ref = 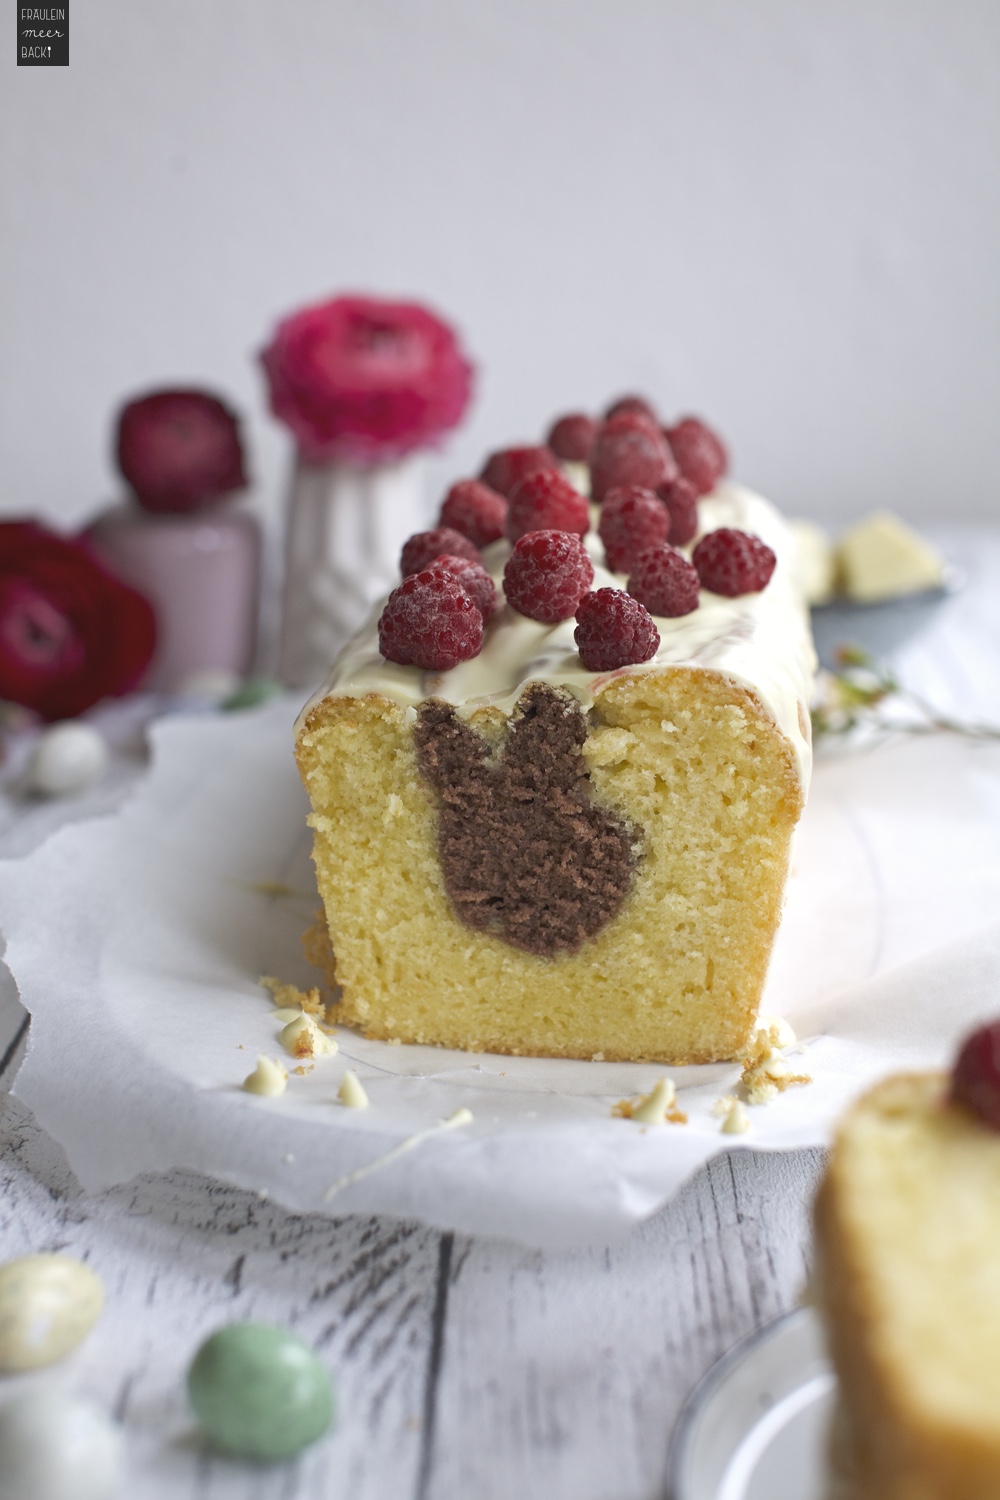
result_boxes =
[0,523,996,1498]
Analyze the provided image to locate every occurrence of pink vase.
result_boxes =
[86,503,261,693]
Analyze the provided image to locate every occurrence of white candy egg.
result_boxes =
[0,1391,122,1500]
[0,1254,104,1371]
[27,723,108,796]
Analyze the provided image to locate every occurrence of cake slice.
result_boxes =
[813,1032,1000,1498]
[295,467,813,1065]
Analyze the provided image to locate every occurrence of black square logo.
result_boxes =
[18,2,68,65]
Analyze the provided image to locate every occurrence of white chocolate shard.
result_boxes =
[280,1012,338,1059]
[242,1056,288,1097]
[338,1070,369,1109]
[631,1077,677,1125]
[837,511,944,603]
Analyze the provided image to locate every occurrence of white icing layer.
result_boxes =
[300,482,816,787]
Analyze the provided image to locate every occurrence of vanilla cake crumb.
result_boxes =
[260,974,327,1019]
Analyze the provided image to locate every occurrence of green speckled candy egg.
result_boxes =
[0,1254,104,1372]
[187,1323,334,1459]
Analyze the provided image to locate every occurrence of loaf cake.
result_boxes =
[294,408,814,1064]
[813,1033,1000,1499]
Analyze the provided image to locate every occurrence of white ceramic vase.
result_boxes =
[277,454,425,689]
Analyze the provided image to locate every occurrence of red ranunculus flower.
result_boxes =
[117,389,248,513]
[0,522,157,720]
[260,293,474,463]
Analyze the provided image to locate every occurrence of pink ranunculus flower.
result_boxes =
[116,389,248,513]
[0,522,156,720]
[260,294,474,464]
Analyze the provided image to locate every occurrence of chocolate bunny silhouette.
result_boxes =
[414,683,636,955]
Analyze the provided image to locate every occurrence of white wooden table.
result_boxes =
[0,524,997,1500]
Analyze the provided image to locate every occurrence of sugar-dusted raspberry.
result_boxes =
[604,394,659,423]
[438,479,508,548]
[952,1020,1000,1130]
[657,476,700,546]
[575,588,660,671]
[598,485,671,573]
[546,413,598,463]
[425,554,498,622]
[628,545,700,618]
[506,468,589,543]
[400,526,480,579]
[503,531,594,624]
[378,570,483,670]
[693,528,776,597]
[479,445,558,499]
[590,415,678,504]
[664,416,729,497]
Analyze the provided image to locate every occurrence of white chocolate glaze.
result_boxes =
[300,482,816,787]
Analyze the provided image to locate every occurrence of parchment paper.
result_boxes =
[1,696,999,1248]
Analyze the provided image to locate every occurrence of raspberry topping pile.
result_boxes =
[692,528,775,597]
[604,394,658,423]
[546,413,599,463]
[503,531,594,624]
[665,416,729,497]
[952,1021,1000,1130]
[628,545,701,618]
[378,571,484,670]
[438,479,508,548]
[657,476,700,546]
[424,554,497,622]
[479,445,557,499]
[590,415,678,504]
[575,589,660,671]
[598,485,671,574]
[506,469,590,543]
[400,526,480,578]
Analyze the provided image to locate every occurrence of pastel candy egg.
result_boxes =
[0,1254,104,1371]
[188,1322,335,1459]
[27,723,108,796]
[0,1391,122,1500]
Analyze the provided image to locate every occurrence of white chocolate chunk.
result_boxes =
[837,511,944,603]
[338,1070,369,1109]
[721,1100,751,1134]
[242,1056,288,1097]
[280,1012,338,1059]
[269,1006,305,1023]
[757,1014,796,1049]
[631,1077,677,1125]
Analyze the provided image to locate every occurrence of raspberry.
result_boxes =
[506,469,589,543]
[628,545,700,617]
[604,394,659,423]
[424,554,497,622]
[598,485,671,573]
[590,415,678,504]
[546,413,598,463]
[479,445,557,499]
[657,477,700,546]
[503,531,594,624]
[574,589,660,671]
[400,526,480,579]
[438,479,508,548]
[378,571,483,670]
[664,416,729,497]
[692,528,776,596]
[952,1020,1000,1130]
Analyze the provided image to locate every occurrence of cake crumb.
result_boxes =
[739,1017,811,1104]
[614,1077,686,1125]
[591,1052,605,1063]
[338,1070,369,1109]
[260,974,326,1018]
[241,1056,288,1097]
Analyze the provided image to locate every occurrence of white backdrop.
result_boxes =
[3,0,999,534]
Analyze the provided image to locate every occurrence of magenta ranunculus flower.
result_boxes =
[116,389,248,514]
[0,522,156,720]
[260,294,475,463]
